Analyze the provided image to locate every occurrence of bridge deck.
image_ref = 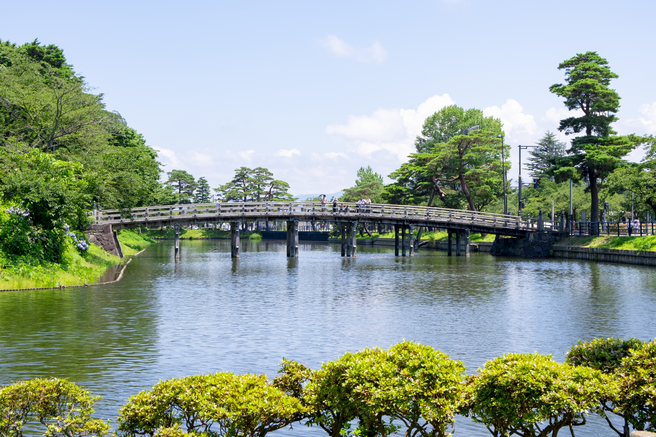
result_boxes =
[95,202,563,237]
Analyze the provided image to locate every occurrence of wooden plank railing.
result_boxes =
[95,202,560,233]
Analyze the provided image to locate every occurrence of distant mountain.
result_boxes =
[294,191,343,201]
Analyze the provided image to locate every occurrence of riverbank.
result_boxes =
[0,230,155,290]
[552,236,656,267]
[0,243,121,290]
[140,228,265,240]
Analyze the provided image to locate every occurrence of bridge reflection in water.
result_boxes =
[95,201,566,258]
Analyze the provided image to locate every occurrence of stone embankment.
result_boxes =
[552,245,656,267]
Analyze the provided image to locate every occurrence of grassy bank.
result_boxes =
[555,235,656,251]
[117,229,157,256]
[141,228,230,239]
[0,242,121,290]
[360,231,496,243]
[0,229,157,290]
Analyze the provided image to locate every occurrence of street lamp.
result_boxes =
[518,145,538,216]
[497,134,507,214]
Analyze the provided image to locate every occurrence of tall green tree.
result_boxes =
[341,166,385,203]
[526,131,567,178]
[166,169,196,204]
[215,167,293,202]
[415,105,502,153]
[194,177,211,203]
[0,45,108,151]
[549,51,646,226]
[398,130,508,212]
[605,141,656,217]
[386,105,505,208]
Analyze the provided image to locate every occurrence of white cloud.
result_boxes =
[320,35,388,63]
[191,152,214,167]
[326,109,406,142]
[324,152,348,159]
[326,93,456,161]
[238,150,255,162]
[638,102,656,134]
[275,148,301,158]
[484,99,538,142]
[153,146,179,167]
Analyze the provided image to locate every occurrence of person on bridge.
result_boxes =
[321,195,327,212]
[333,197,338,213]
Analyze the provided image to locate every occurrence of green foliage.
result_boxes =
[117,372,305,437]
[194,177,211,203]
[549,51,647,224]
[0,148,91,263]
[0,43,108,151]
[415,105,503,153]
[566,337,644,374]
[341,166,385,203]
[166,169,196,204]
[282,341,466,437]
[605,152,656,216]
[566,337,644,437]
[248,232,262,240]
[118,229,156,253]
[215,167,294,202]
[398,130,508,212]
[527,131,567,178]
[0,377,109,437]
[0,239,120,289]
[465,352,608,437]
[613,340,656,433]
[387,105,507,210]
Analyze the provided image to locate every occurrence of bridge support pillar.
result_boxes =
[401,225,407,257]
[340,222,357,257]
[231,221,240,258]
[447,229,453,256]
[286,220,299,257]
[455,231,461,256]
[408,224,414,257]
[174,224,180,260]
[394,225,400,256]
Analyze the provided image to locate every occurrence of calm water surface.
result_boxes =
[1,240,656,436]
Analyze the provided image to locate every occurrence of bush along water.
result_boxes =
[2,338,656,437]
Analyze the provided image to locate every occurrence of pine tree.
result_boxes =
[526,131,567,178]
[194,177,211,203]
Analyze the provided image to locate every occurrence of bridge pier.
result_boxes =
[340,222,357,257]
[447,229,452,256]
[394,224,414,257]
[394,225,400,256]
[231,221,240,258]
[448,229,470,256]
[174,224,180,260]
[286,220,299,257]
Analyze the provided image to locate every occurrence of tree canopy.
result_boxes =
[341,166,385,203]
[386,105,507,210]
[215,167,294,202]
[526,131,567,178]
[549,51,646,226]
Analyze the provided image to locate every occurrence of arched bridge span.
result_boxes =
[94,202,565,258]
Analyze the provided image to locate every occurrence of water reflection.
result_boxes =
[1,239,655,436]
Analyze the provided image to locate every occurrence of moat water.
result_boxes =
[1,240,655,436]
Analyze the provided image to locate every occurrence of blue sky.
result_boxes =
[4,0,656,195]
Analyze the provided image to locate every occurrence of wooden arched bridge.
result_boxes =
[93,202,566,258]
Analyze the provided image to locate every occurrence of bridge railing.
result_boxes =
[96,202,560,232]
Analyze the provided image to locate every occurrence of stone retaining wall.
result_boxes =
[552,245,656,267]
[86,224,124,258]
